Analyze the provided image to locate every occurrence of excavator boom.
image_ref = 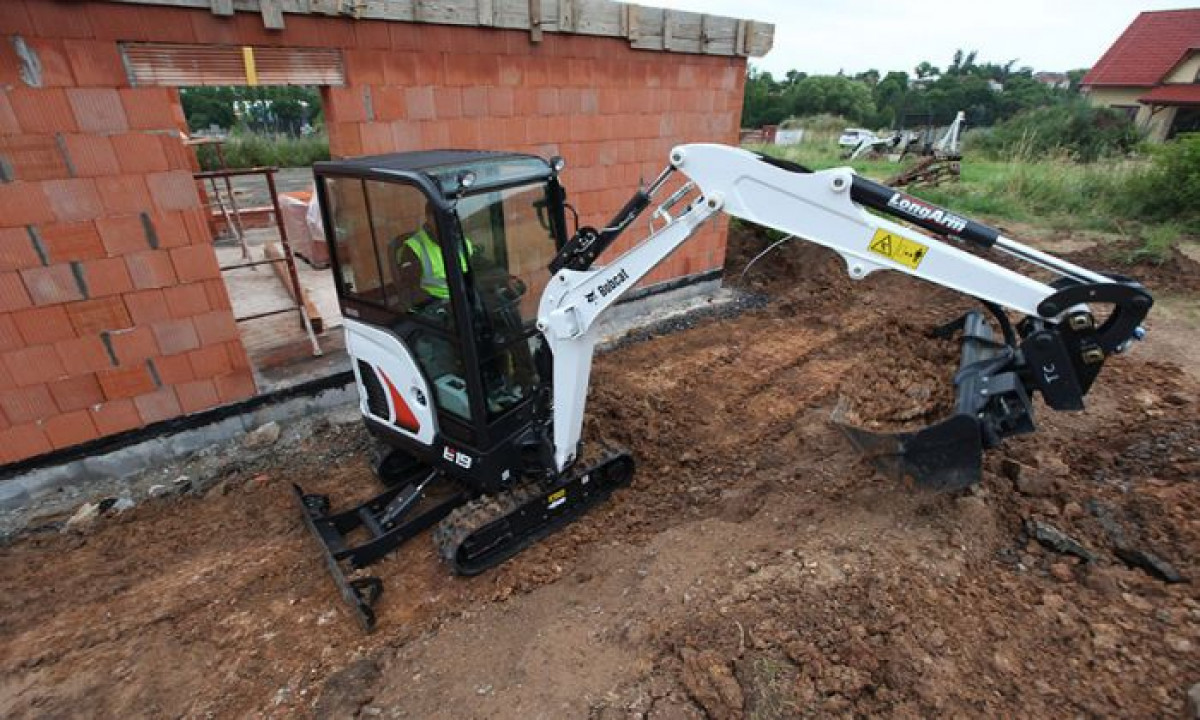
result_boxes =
[540,144,1151,485]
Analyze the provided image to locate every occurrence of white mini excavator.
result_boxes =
[296,144,1152,629]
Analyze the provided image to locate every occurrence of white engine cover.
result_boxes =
[344,318,437,447]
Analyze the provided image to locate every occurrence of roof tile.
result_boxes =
[1083,10,1200,87]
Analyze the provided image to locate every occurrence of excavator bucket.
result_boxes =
[833,310,1035,492]
[833,412,983,491]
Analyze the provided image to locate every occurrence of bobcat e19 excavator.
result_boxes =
[296,144,1152,630]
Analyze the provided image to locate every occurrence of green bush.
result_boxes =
[973,100,1142,162]
[1113,132,1200,226]
[195,131,330,171]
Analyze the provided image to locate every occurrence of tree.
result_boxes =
[273,98,305,134]
[873,71,909,129]
[788,75,875,124]
[1066,68,1089,91]
[947,49,978,76]
[914,62,940,80]
[855,69,880,87]
[179,85,323,135]
[181,88,236,131]
[742,51,1086,132]
[742,67,792,127]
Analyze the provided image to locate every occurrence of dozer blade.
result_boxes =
[833,412,983,492]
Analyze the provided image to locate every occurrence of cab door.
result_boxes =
[453,182,560,442]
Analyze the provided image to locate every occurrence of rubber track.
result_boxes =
[432,450,632,575]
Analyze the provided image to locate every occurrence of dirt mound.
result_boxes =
[832,320,958,430]
[1060,238,1200,294]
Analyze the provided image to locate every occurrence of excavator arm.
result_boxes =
[538,143,1152,488]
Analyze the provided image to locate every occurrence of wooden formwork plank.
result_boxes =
[259,0,285,29]
[528,0,543,41]
[105,0,774,57]
[478,0,494,26]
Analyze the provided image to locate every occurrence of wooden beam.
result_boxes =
[558,0,575,33]
[528,0,543,42]
[748,20,774,56]
[310,0,342,16]
[209,0,233,15]
[260,0,285,29]
[478,0,494,26]
[624,3,639,44]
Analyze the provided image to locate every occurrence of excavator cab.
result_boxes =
[312,151,569,491]
[298,151,577,628]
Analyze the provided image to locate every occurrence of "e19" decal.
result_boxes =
[443,446,473,468]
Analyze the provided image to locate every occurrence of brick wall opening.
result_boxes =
[178,83,342,387]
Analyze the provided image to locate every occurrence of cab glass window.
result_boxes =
[364,180,457,331]
[456,184,557,330]
[326,177,386,305]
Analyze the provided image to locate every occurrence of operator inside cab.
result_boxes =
[394,202,475,314]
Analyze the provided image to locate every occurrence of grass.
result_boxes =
[1126,222,1186,264]
[195,131,330,171]
[752,139,1191,263]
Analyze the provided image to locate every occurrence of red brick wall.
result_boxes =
[0,0,747,465]
[319,23,745,284]
[0,1,256,463]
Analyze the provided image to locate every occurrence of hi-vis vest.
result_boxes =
[402,227,474,300]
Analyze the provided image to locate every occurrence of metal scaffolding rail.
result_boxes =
[194,164,322,358]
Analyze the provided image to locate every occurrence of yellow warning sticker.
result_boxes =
[547,489,567,510]
[868,229,929,270]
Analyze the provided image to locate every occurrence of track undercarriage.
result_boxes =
[295,449,633,631]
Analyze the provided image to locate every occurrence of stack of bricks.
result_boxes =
[0,1,256,464]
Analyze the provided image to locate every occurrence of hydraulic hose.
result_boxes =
[849,175,1000,249]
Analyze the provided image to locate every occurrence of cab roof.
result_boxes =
[313,149,553,196]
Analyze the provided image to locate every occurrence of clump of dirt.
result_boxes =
[833,320,959,430]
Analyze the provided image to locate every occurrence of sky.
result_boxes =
[649,0,1193,76]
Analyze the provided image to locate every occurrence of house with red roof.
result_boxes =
[1082,8,1200,141]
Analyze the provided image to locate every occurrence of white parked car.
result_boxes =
[838,128,877,147]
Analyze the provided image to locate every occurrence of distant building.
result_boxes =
[1033,72,1070,90]
[1081,9,1200,141]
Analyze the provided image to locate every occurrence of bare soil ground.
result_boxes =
[1,226,1198,719]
